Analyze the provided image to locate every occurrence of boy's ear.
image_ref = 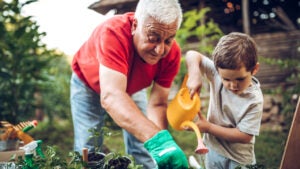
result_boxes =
[251,63,260,75]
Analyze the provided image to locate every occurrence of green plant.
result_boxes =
[103,152,134,169]
[87,127,143,169]
[0,0,71,124]
[29,119,74,154]
[235,164,265,169]
[88,126,112,153]
[11,145,84,169]
[174,7,223,85]
[260,56,300,130]
[255,131,287,168]
[39,54,72,123]
[175,7,224,55]
[0,0,47,123]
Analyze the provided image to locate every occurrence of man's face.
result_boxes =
[218,66,253,95]
[132,16,178,65]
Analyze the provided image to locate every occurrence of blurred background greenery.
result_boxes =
[1,0,299,169]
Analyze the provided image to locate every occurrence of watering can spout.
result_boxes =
[196,140,209,154]
[181,121,208,154]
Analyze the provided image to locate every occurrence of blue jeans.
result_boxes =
[205,146,248,169]
[70,73,156,169]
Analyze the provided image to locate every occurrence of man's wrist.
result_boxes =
[138,125,160,142]
[144,130,171,150]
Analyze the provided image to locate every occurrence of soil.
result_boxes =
[88,152,105,161]
[87,152,131,169]
[106,156,131,169]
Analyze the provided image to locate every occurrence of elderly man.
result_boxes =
[70,0,187,168]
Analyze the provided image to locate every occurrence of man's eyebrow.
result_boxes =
[147,31,160,35]
[168,35,176,39]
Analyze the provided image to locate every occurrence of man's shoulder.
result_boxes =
[104,12,134,26]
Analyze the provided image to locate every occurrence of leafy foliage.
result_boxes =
[260,56,300,130]
[255,131,287,169]
[174,7,223,85]
[235,164,265,169]
[176,7,224,55]
[87,127,143,168]
[38,55,72,123]
[0,0,71,124]
[12,145,84,169]
[88,127,112,153]
[12,127,142,169]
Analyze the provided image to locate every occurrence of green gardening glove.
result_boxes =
[144,130,188,169]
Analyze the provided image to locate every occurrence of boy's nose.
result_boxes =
[229,81,238,89]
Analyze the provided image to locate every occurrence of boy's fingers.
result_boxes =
[183,126,193,131]
[197,111,204,119]
[189,89,195,99]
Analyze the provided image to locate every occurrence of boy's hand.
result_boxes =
[186,76,202,99]
[196,112,211,133]
[144,130,188,169]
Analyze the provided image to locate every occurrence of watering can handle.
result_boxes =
[181,74,199,99]
[180,74,189,89]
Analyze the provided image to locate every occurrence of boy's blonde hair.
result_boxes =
[213,32,258,72]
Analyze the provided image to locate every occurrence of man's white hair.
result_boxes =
[134,0,183,29]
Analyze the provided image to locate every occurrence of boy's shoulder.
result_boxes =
[245,76,264,102]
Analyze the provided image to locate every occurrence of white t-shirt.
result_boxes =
[201,56,264,164]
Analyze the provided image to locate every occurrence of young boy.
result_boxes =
[185,32,263,169]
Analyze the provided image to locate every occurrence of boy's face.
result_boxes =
[218,65,258,95]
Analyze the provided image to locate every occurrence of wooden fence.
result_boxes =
[253,31,300,89]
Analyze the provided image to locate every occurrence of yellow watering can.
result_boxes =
[167,75,208,154]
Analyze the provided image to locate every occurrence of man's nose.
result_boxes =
[154,42,164,56]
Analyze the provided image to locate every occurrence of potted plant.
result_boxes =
[85,127,142,169]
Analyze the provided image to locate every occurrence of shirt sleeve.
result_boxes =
[237,101,263,136]
[200,56,218,82]
[97,28,132,76]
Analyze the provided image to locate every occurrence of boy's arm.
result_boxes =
[185,50,204,98]
[196,112,253,143]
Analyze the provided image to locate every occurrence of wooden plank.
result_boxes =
[252,31,300,89]
[253,31,300,40]
[280,97,300,169]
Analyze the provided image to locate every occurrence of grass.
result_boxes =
[102,128,199,158]
[103,129,125,154]
[255,131,287,169]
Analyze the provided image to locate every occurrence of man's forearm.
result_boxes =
[101,90,160,142]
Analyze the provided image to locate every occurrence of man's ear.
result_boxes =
[251,62,260,75]
[131,18,138,35]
